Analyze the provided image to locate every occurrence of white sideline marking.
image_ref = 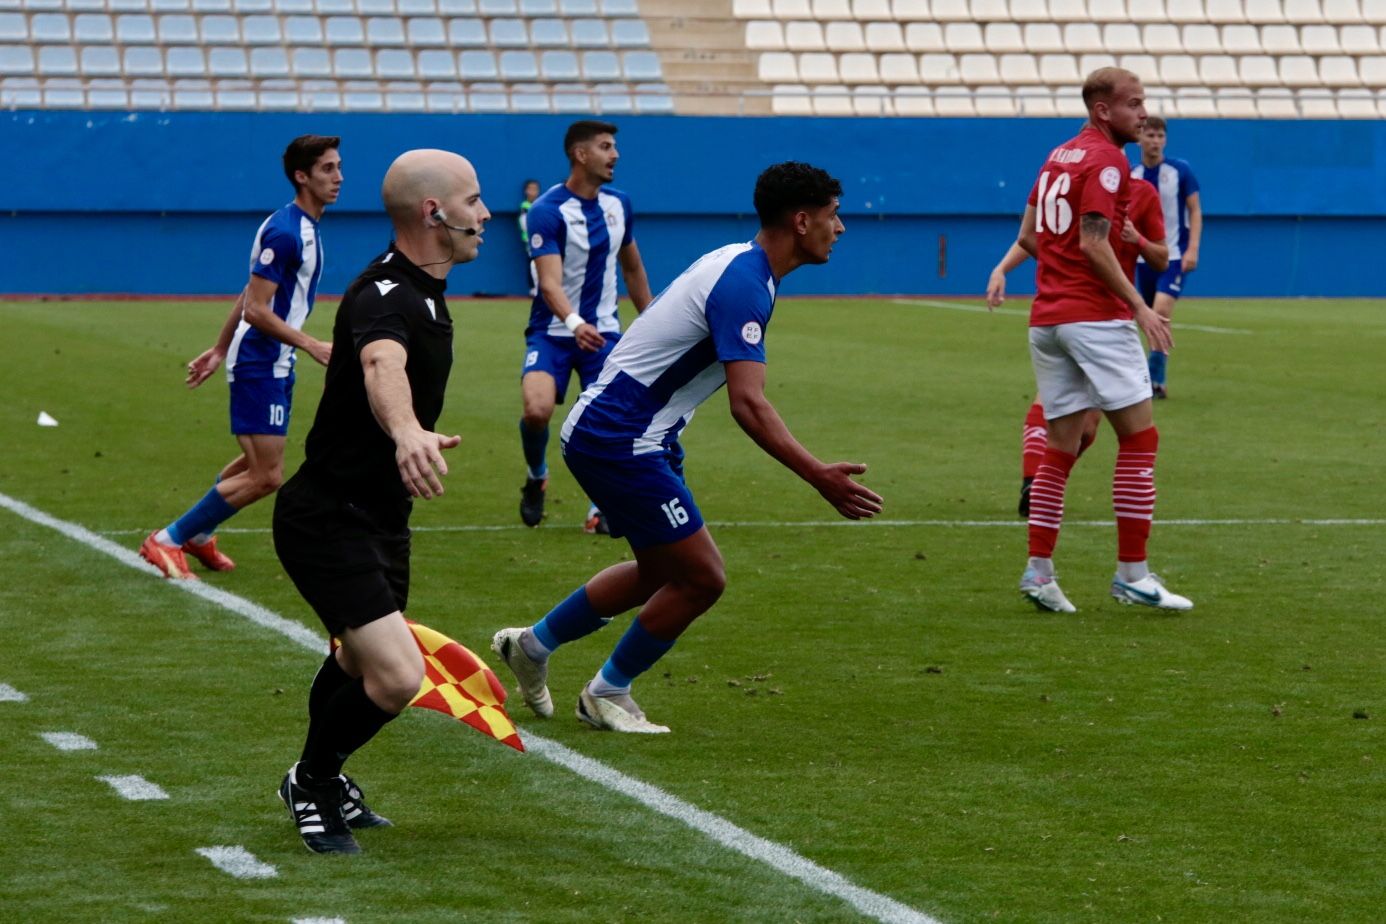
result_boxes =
[292,918,346,924]
[0,683,28,702]
[99,774,168,801]
[41,731,97,751]
[91,517,1386,538]
[893,298,1254,334]
[196,846,278,880]
[1,490,938,924]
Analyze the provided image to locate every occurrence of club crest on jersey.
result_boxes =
[259,248,275,265]
[741,321,763,345]
[530,233,543,250]
[1099,166,1122,193]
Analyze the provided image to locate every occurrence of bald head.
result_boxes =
[381,149,476,227]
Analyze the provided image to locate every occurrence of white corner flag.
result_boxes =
[36,411,58,427]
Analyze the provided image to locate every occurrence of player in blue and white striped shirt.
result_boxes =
[492,163,883,734]
[139,135,341,580]
[517,120,653,533]
[1132,115,1203,398]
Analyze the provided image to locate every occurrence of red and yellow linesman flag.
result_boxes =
[406,621,524,752]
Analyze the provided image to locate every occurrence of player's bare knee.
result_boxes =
[683,560,726,607]
[369,661,424,713]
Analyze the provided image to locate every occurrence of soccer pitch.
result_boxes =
[2,295,1383,923]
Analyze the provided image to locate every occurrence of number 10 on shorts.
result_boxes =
[661,498,689,527]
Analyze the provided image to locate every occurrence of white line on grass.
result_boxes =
[41,732,97,751]
[893,298,1254,334]
[90,517,1386,537]
[1,489,939,924]
[195,846,278,880]
[0,682,28,702]
[98,774,168,801]
[292,918,346,924]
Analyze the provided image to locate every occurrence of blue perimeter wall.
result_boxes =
[2,110,1385,297]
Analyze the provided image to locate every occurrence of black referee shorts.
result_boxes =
[272,471,411,636]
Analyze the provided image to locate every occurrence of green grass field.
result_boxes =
[2,294,1383,923]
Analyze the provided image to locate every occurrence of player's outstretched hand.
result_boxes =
[1120,218,1140,244]
[985,269,1006,310]
[186,347,224,388]
[306,338,333,367]
[814,462,884,520]
[575,322,606,352]
[1135,304,1173,355]
[395,428,461,500]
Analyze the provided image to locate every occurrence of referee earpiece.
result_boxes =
[430,207,447,227]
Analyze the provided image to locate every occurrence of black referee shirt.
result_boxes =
[300,244,454,507]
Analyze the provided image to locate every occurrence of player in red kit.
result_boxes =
[1000,67,1192,613]
[987,176,1168,518]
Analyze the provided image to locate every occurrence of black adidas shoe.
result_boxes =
[339,774,392,829]
[520,476,547,527]
[278,763,361,855]
[1018,476,1034,519]
[1152,383,1168,400]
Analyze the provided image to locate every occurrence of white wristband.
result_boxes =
[563,313,584,333]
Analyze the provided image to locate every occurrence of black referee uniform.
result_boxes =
[273,244,453,634]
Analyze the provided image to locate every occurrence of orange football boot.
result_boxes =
[139,531,198,580]
[183,535,235,572]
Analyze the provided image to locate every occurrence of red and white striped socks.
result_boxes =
[1021,402,1047,479]
[1027,447,1078,559]
[1114,426,1158,579]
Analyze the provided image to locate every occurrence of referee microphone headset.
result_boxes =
[430,207,478,236]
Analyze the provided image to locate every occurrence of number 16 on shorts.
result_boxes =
[661,498,690,527]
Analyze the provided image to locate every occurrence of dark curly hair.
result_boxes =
[753,162,843,228]
[282,134,339,192]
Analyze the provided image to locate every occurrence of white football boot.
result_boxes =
[1110,573,1193,610]
[1019,566,1077,613]
[576,687,670,734]
[490,628,554,718]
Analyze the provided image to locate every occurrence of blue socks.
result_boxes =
[520,419,549,481]
[531,586,609,654]
[1148,350,1168,386]
[165,486,238,546]
[598,619,676,692]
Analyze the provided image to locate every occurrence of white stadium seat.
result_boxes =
[1159,53,1200,84]
[839,51,879,81]
[73,13,114,42]
[891,0,931,20]
[530,19,569,46]
[811,85,852,114]
[1280,54,1322,84]
[366,17,406,45]
[933,85,974,114]
[1199,53,1239,84]
[985,22,1024,52]
[1319,54,1361,84]
[1298,86,1338,114]
[1063,23,1103,52]
[30,13,70,43]
[1127,0,1168,22]
[932,0,971,21]
[944,22,985,52]
[1215,87,1257,114]
[1048,0,1087,21]
[1175,85,1216,115]
[798,51,838,81]
[1119,53,1157,79]
[0,14,27,42]
[865,22,905,51]
[407,17,448,46]
[1285,0,1326,22]
[770,83,812,114]
[999,51,1040,82]
[1182,24,1222,53]
[785,21,825,50]
[919,52,960,82]
[1144,23,1182,52]
[812,0,851,18]
[852,86,893,117]
[167,45,206,74]
[893,85,935,115]
[1009,0,1047,21]
[80,45,120,75]
[1340,24,1381,51]
[1039,52,1079,83]
[773,0,812,16]
[904,22,944,51]
[1301,24,1342,52]
[1260,24,1302,51]
[975,85,1017,113]
[971,0,1009,19]
[1104,23,1143,52]
[1079,51,1117,71]
[1356,53,1386,82]
[1238,54,1280,84]
[758,51,797,80]
[854,0,893,18]
[159,14,199,43]
[1221,24,1261,52]
[1024,22,1064,53]
[959,51,1000,82]
[285,16,323,43]
[1335,86,1377,114]
[1166,0,1205,21]
[1243,0,1285,21]
[879,51,919,81]
[1089,0,1126,21]
[1365,0,1386,22]
[1205,0,1246,22]
[734,0,773,17]
[746,20,784,49]
[825,21,865,50]
[1325,0,1364,20]
[1017,85,1057,114]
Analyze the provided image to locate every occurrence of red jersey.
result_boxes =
[1027,125,1132,326]
[1117,177,1166,281]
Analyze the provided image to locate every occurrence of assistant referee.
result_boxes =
[271,149,490,856]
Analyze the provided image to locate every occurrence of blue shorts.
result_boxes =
[562,442,702,550]
[229,373,294,436]
[521,330,620,404]
[1136,259,1184,306]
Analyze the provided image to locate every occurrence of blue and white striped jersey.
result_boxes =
[561,241,776,459]
[1131,159,1200,260]
[525,183,634,337]
[226,202,323,381]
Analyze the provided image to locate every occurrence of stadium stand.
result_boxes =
[1,0,1385,113]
